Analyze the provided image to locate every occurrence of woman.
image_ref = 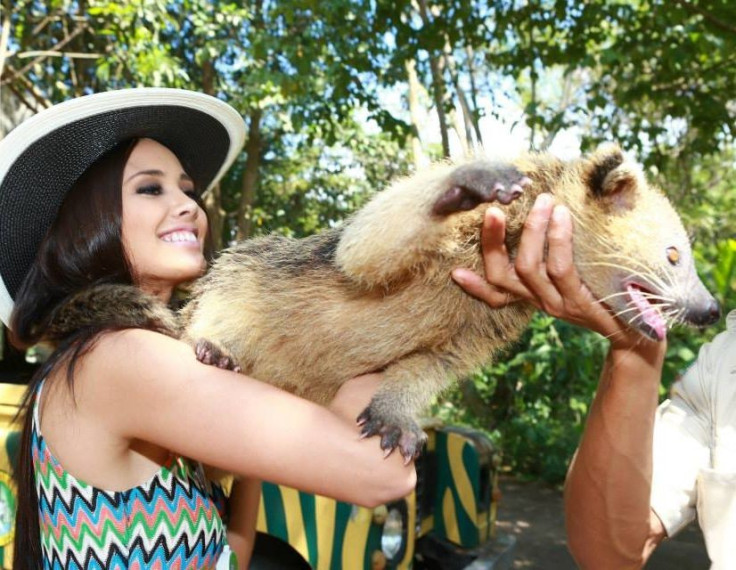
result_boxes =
[0,89,415,569]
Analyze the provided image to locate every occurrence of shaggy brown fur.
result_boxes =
[48,145,720,460]
[45,284,181,341]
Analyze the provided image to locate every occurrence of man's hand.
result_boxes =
[452,194,652,351]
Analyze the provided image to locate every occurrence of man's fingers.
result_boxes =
[480,207,510,276]
[452,269,512,306]
[545,205,622,333]
[513,194,565,311]
[515,193,554,277]
[545,205,577,290]
[473,207,532,298]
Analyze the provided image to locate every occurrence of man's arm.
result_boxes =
[564,345,667,569]
[453,195,669,567]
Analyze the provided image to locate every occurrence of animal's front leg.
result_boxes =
[357,352,454,462]
[193,337,243,373]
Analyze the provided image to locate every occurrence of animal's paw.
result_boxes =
[194,338,242,373]
[356,407,427,464]
[433,163,531,216]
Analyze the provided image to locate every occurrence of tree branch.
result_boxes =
[15,50,101,59]
[0,10,10,80]
[1,22,88,85]
[5,64,52,109]
[5,81,41,115]
[671,0,736,35]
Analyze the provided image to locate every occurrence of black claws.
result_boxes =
[357,407,427,464]
[194,338,242,373]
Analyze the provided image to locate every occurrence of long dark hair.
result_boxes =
[10,138,210,568]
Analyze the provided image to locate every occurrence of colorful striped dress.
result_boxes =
[31,384,234,569]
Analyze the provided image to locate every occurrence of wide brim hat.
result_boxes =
[0,88,246,328]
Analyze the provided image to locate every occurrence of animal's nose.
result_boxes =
[685,298,721,327]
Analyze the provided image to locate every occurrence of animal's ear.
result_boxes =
[585,144,641,211]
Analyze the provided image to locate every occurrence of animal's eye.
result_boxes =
[666,246,680,266]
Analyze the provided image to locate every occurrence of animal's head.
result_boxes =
[567,144,720,341]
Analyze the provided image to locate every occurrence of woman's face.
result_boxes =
[121,138,208,300]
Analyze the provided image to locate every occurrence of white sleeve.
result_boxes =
[650,342,715,537]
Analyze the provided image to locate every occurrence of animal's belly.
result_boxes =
[244,312,432,402]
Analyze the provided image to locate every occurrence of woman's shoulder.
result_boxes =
[73,328,199,397]
[90,328,194,364]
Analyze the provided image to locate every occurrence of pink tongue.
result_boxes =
[627,285,666,341]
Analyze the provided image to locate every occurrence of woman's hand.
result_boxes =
[451,194,647,351]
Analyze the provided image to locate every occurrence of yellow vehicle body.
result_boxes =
[252,422,508,569]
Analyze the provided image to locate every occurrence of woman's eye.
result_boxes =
[184,189,198,200]
[137,184,162,195]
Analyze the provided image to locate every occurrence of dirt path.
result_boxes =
[495,475,710,569]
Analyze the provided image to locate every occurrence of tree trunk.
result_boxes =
[0,10,10,81]
[237,108,263,240]
[199,59,226,250]
[405,58,428,170]
[528,66,537,150]
[464,45,484,147]
[450,108,469,158]
[443,41,476,156]
[458,379,493,432]
[416,0,450,158]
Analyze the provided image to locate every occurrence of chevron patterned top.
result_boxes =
[32,383,229,569]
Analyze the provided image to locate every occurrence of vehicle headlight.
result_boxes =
[380,502,407,561]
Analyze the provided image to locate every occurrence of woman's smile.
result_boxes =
[159,227,200,245]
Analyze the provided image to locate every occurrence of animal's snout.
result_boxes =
[684,297,721,327]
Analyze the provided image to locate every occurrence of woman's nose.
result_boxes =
[175,192,199,218]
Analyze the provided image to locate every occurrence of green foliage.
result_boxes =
[432,314,608,483]
[222,117,411,240]
[713,240,736,301]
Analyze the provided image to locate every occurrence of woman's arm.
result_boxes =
[77,334,416,509]
[226,478,261,569]
[224,373,392,568]
[453,195,668,568]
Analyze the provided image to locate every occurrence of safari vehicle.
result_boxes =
[0,325,515,569]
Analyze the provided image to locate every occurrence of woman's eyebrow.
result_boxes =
[124,169,164,184]
[124,170,192,184]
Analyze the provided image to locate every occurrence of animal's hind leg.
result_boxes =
[432,163,531,215]
[357,352,453,462]
[336,161,529,288]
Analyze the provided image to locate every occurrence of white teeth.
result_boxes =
[162,231,197,243]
